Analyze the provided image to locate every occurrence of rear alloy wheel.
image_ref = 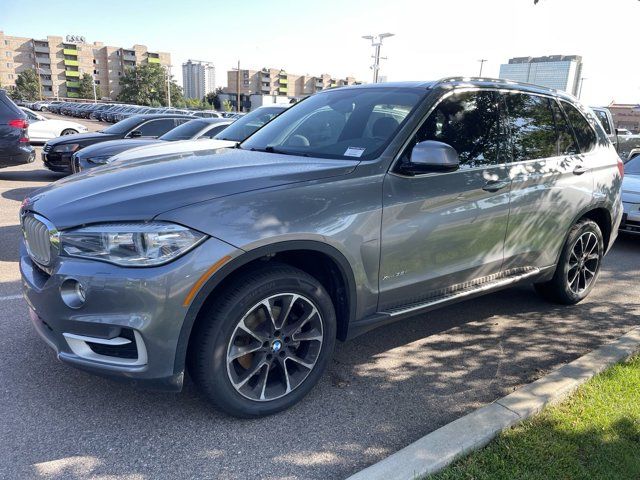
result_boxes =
[189,264,336,417]
[535,219,604,304]
[61,129,78,136]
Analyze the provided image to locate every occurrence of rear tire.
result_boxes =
[534,219,604,305]
[188,263,336,418]
[61,129,78,136]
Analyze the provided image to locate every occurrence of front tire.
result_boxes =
[188,263,336,418]
[534,219,604,304]
[61,129,78,136]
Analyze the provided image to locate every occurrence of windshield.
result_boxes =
[100,116,144,134]
[214,106,286,142]
[241,87,424,160]
[625,155,640,175]
[160,119,210,141]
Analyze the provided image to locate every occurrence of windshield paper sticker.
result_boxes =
[344,147,366,157]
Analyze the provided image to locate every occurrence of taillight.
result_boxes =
[8,119,28,129]
[8,118,29,143]
[617,158,624,179]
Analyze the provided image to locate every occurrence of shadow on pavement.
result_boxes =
[0,169,65,183]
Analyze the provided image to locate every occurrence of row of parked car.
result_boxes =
[41,104,289,173]
[15,99,245,124]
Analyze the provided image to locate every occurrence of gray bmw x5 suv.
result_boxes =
[20,78,623,417]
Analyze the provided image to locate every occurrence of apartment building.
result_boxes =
[225,67,361,99]
[0,31,170,100]
[182,60,216,100]
[499,55,583,96]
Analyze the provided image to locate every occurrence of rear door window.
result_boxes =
[560,101,597,153]
[551,100,580,156]
[504,93,557,161]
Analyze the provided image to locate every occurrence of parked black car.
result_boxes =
[42,114,193,173]
[0,89,35,168]
[72,117,233,172]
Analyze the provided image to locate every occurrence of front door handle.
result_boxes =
[573,165,588,175]
[482,179,510,192]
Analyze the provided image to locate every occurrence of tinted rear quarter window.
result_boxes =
[504,93,557,161]
[594,109,612,134]
[561,101,597,153]
[550,100,580,156]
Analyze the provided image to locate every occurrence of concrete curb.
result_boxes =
[346,327,640,480]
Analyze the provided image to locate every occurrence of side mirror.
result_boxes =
[404,140,460,174]
[128,130,142,138]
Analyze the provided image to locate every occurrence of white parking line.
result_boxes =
[0,294,23,302]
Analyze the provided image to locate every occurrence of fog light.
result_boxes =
[60,278,86,309]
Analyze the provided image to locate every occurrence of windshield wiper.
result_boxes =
[259,146,310,157]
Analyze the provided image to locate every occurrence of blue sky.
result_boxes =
[2,0,639,105]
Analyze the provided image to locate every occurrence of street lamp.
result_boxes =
[166,65,173,108]
[578,77,587,99]
[478,59,487,77]
[362,33,394,84]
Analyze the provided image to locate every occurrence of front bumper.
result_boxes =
[42,149,73,173]
[20,235,239,391]
[620,201,640,234]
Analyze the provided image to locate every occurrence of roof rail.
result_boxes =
[434,76,559,94]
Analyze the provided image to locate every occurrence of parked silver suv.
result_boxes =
[20,78,623,417]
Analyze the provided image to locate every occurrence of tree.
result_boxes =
[77,73,100,100]
[10,69,40,101]
[205,87,224,110]
[117,63,182,107]
[222,99,233,112]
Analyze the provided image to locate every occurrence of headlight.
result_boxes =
[54,143,80,153]
[86,155,111,165]
[60,222,207,266]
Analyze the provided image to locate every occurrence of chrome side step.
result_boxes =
[384,267,541,318]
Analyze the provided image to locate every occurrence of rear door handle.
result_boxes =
[482,180,510,192]
[573,165,588,175]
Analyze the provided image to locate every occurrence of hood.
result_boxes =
[108,138,236,163]
[25,147,359,230]
[45,130,116,147]
[622,174,640,203]
[75,138,162,160]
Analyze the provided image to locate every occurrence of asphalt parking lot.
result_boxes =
[0,122,639,479]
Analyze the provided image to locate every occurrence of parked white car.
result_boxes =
[20,107,88,142]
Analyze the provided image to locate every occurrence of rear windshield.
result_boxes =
[214,106,287,142]
[100,116,144,134]
[159,119,210,141]
[625,155,640,175]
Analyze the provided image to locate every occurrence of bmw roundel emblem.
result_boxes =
[271,340,282,353]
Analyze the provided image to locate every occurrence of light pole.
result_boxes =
[166,65,173,108]
[231,61,243,112]
[91,73,97,103]
[578,77,587,99]
[478,59,487,77]
[362,33,394,84]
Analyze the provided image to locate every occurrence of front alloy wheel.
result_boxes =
[226,293,324,401]
[189,263,336,417]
